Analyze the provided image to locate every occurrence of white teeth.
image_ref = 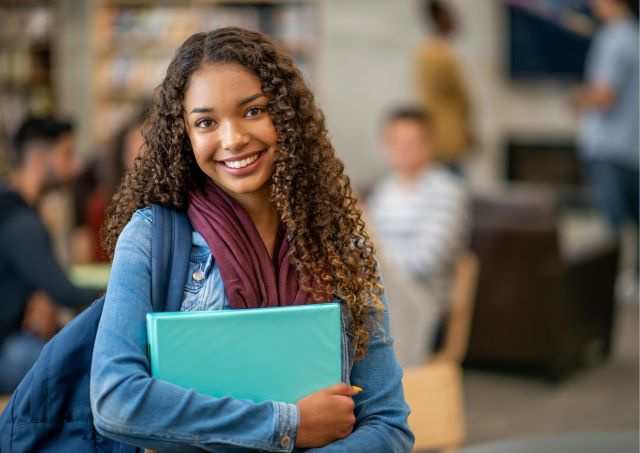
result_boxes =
[223,153,260,169]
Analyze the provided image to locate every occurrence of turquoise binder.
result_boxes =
[146,303,341,404]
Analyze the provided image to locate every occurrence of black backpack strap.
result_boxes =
[150,205,192,313]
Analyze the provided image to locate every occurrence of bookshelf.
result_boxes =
[90,0,319,147]
[0,1,56,173]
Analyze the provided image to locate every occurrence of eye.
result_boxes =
[195,118,215,128]
[245,106,265,118]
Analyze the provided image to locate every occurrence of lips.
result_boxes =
[215,149,268,177]
[216,150,265,169]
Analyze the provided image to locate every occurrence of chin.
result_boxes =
[214,178,271,197]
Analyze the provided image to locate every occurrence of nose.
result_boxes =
[219,119,250,152]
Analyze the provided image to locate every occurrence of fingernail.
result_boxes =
[352,386,363,393]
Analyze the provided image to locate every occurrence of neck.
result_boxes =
[397,162,432,185]
[9,169,42,206]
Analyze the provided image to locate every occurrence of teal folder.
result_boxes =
[146,303,341,404]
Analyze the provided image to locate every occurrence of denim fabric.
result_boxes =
[584,160,639,230]
[0,332,46,393]
[91,207,413,452]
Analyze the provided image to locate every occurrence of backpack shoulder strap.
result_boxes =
[150,205,192,312]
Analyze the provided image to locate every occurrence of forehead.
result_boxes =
[183,62,263,108]
[52,133,74,154]
[385,118,426,135]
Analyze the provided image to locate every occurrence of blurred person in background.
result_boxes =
[571,0,639,295]
[415,0,474,172]
[367,107,470,362]
[0,117,102,393]
[74,111,146,262]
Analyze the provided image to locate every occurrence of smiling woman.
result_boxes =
[93,27,414,452]
[183,63,278,216]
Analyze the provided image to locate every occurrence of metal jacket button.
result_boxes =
[279,434,291,449]
[192,269,204,282]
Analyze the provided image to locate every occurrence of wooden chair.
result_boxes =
[403,361,466,452]
[430,252,480,364]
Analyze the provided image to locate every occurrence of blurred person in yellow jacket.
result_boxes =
[415,0,474,169]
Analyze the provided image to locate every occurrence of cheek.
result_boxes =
[54,152,69,174]
[188,133,215,160]
[265,152,276,171]
[259,119,278,146]
[191,146,211,171]
[269,125,278,144]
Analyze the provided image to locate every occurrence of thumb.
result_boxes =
[325,382,359,396]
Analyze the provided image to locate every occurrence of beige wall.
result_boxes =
[56,0,581,188]
[318,0,580,190]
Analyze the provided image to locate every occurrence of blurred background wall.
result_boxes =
[318,0,582,191]
[3,0,585,189]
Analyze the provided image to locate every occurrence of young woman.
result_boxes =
[90,27,413,452]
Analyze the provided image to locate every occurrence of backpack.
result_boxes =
[0,205,192,453]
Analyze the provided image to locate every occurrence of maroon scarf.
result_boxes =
[187,180,315,309]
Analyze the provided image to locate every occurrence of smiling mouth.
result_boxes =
[218,150,265,169]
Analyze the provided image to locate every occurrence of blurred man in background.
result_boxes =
[0,117,101,393]
[571,0,639,295]
[415,0,474,171]
[573,0,639,230]
[368,107,470,361]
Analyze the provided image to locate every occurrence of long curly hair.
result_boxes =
[103,27,383,360]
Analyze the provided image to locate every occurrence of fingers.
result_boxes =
[337,423,354,440]
[337,411,356,440]
[325,382,360,396]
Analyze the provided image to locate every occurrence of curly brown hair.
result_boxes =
[103,27,383,360]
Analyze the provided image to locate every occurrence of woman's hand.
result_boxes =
[295,382,359,448]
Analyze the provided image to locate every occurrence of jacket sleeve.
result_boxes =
[90,209,299,453]
[0,210,101,307]
[306,285,415,452]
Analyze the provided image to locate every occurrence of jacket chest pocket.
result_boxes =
[184,253,210,294]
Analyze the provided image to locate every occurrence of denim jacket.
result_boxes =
[90,208,414,452]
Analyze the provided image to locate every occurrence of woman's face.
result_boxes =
[183,62,277,203]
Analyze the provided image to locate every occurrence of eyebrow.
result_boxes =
[190,107,214,114]
[189,92,265,115]
[238,92,264,106]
